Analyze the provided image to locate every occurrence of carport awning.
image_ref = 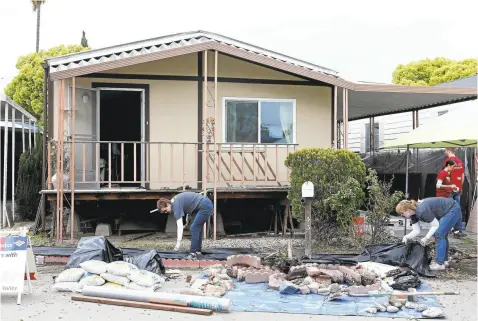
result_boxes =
[337,86,477,121]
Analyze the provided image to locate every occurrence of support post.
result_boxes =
[3,104,10,227]
[21,114,25,153]
[70,78,76,242]
[213,50,218,241]
[333,86,338,149]
[41,64,48,231]
[202,50,208,240]
[0,101,2,228]
[11,108,16,223]
[404,145,410,235]
[28,119,32,150]
[342,89,349,149]
[56,81,61,241]
[33,121,36,147]
[304,198,312,258]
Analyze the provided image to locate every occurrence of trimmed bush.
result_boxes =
[16,136,43,220]
[285,148,366,244]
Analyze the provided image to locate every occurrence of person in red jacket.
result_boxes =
[443,148,467,238]
[436,160,457,197]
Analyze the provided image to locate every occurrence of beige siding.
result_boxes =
[50,54,331,190]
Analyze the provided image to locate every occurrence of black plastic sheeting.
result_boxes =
[303,242,436,277]
[34,244,252,260]
[66,236,123,269]
[124,250,166,275]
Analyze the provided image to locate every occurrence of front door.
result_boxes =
[68,86,100,190]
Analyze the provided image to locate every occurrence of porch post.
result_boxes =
[56,80,61,241]
[2,103,9,227]
[11,108,15,223]
[22,114,25,153]
[213,50,218,241]
[342,89,349,149]
[70,77,76,242]
[41,63,48,231]
[197,52,203,190]
[333,86,338,149]
[202,50,208,239]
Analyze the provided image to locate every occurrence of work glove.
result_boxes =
[419,237,429,247]
[173,242,180,252]
[402,236,408,244]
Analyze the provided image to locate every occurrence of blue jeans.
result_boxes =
[434,204,462,264]
[449,193,463,231]
[189,198,213,253]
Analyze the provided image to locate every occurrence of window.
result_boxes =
[365,122,380,152]
[224,98,295,144]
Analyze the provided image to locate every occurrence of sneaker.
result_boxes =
[186,253,198,260]
[453,231,467,238]
[429,262,446,271]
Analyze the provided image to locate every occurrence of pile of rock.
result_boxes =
[183,264,234,297]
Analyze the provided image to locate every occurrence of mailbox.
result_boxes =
[301,181,314,198]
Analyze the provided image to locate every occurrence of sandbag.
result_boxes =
[79,275,106,289]
[53,282,81,293]
[66,236,123,269]
[125,281,162,292]
[55,268,85,283]
[103,282,123,288]
[106,261,138,276]
[100,273,130,286]
[80,260,108,274]
[123,250,166,275]
[128,270,165,287]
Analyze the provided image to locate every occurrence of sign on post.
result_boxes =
[0,235,32,305]
[301,181,314,258]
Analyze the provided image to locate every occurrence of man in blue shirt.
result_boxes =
[396,197,462,271]
[157,192,213,260]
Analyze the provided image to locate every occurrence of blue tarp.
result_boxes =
[222,280,442,319]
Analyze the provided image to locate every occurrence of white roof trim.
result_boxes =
[46,30,339,77]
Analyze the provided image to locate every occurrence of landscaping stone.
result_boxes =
[365,307,377,314]
[387,306,399,313]
[299,285,310,295]
[422,307,444,318]
[227,255,261,269]
[306,282,321,293]
[268,273,286,290]
[305,266,321,276]
[319,269,344,284]
[204,284,226,297]
[405,302,419,309]
[245,270,276,284]
[415,304,428,312]
[190,278,208,290]
[374,303,387,312]
[338,266,362,286]
[279,282,299,295]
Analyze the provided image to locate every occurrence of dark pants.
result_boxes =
[449,193,463,231]
[189,198,213,253]
[434,204,462,264]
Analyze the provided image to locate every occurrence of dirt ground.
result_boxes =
[0,264,477,321]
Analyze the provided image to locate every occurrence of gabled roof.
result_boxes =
[45,30,477,120]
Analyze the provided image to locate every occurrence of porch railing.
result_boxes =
[46,141,297,190]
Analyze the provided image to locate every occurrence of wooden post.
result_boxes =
[70,78,76,243]
[2,104,9,227]
[333,86,338,149]
[213,50,218,241]
[56,81,61,241]
[304,198,312,258]
[202,50,208,239]
[11,108,15,223]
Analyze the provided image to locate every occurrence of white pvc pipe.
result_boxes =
[82,286,232,312]
[11,108,15,222]
[3,104,9,227]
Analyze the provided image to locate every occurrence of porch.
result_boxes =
[43,140,297,195]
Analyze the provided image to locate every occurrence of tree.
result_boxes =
[392,57,477,86]
[32,0,47,52]
[81,30,89,48]
[4,45,91,120]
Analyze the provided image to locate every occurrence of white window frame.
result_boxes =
[222,97,297,148]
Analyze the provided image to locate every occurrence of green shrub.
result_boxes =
[16,136,43,220]
[364,169,404,245]
[285,148,366,244]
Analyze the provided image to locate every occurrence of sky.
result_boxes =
[0,0,477,91]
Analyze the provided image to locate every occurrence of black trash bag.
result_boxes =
[66,236,123,268]
[123,250,166,275]
[391,274,422,290]
[358,242,436,277]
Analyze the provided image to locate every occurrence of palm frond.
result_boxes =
[31,0,46,11]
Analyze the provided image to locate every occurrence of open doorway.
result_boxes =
[99,89,143,187]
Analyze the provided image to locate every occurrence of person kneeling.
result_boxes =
[156,191,213,260]
[396,197,462,271]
